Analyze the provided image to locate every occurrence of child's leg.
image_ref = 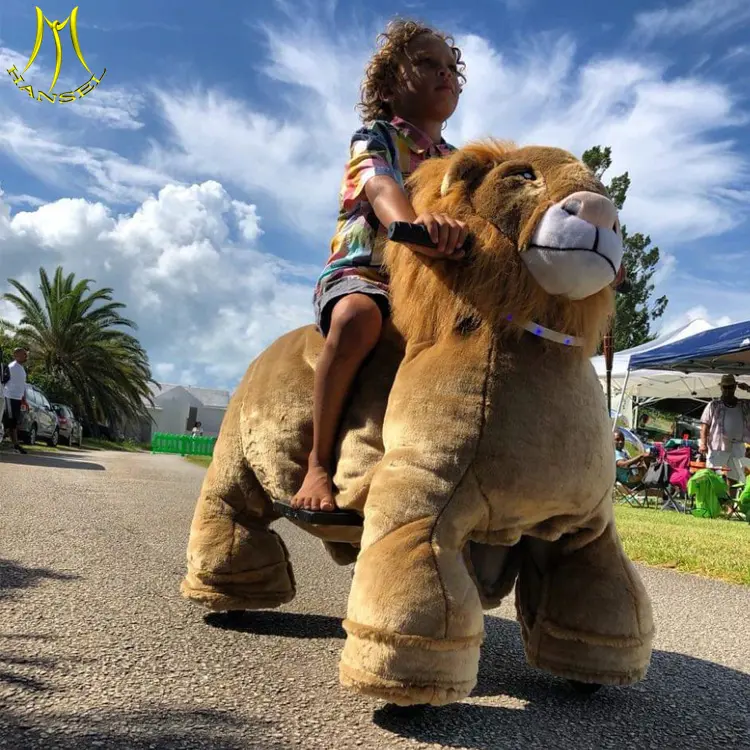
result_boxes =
[293,292,384,511]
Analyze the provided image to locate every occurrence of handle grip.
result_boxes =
[387,221,437,248]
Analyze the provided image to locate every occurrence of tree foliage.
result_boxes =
[582,146,668,351]
[1,267,156,427]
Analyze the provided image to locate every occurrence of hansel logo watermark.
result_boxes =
[7,6,106,103]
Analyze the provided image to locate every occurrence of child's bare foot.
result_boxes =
[292,464,336,511]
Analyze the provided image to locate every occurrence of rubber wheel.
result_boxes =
[568,680,603,694]
[27,425,37,445]
[48,429,59,448]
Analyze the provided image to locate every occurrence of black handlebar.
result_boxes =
[387,221,474,257]
[387,221,438,248]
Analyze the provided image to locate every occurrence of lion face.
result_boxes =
[384,140,621,355]
[440,144,623,301]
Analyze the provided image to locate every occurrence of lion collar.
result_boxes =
[505,314,584,348]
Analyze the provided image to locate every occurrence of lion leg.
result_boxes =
[514,502,654,687]
[339,465,488,707]
[180,402,295,612]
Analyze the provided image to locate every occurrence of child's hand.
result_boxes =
[412,213,468,260]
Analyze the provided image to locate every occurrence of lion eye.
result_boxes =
[508,169,535,180]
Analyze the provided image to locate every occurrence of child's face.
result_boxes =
[392,34,461,124]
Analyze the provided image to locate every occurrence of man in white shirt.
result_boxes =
[3,348,28,454]
[699,374,750,482]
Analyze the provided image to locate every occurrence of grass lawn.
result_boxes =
[0,437,148,454]
[614,505,750,586]
[185,455,213,468]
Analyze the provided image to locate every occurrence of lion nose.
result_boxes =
[561,191,618,230]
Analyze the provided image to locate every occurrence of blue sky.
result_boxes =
[0,0,748,389]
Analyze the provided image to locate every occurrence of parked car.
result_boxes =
[18,384,59,447]
[52,403,83,447]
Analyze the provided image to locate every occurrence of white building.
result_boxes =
[128,383,232,442]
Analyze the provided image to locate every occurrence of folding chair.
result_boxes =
[631,455,677,510]
[614,478,648,507]
[715,458,749,520]
[663,446,691,512]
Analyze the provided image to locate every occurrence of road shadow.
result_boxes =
[204,610,346,639]
[0,707,286,750]
[0,450,105,471]
[0,558,79,599]
[374,615,750,749]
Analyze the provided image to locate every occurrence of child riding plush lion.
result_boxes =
[180,18,654,708]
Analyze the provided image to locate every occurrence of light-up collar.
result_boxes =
[505,313,584,348]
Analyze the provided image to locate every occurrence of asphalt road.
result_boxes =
[0,449,748,750]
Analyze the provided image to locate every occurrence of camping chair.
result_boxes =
[725,459,750,520]
[663,446,691,512]
[687,468,727,519]
[638,455,676,509]
[614,476,648,507]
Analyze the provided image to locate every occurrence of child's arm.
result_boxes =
[365,175,467,259]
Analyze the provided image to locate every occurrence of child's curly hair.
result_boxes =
[357,18,466,124]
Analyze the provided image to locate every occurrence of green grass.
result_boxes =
[185,455,213,468]
[0,437,149,454]
[83,438,148,452]
[614,505,750,586]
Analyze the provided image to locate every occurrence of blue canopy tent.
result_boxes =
[611,320,750,427]
[628,320,750,375]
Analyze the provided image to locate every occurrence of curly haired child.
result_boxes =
[292,18,469,512]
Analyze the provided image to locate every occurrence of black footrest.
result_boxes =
[271,501,363,526]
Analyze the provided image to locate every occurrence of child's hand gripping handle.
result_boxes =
[387,221,472,258]
[387,221,438,248]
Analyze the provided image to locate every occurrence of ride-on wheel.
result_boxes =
[568,680,603,694]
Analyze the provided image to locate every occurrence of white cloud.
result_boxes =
[0,182,315,388]
[3,193,45,208]
[449,34,750,243]
[634,0,750,41]
[0,117,174,204]
[652,251,677,286]
[144,21,749,250]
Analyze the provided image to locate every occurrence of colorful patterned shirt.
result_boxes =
[314,116,456,300]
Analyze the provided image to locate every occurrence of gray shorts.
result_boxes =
[314,276,390,337]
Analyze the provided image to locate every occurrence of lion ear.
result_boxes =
[440,151,486,196]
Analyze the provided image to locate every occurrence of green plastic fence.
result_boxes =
[151,432,216,456]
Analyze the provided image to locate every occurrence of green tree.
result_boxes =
[582,146,668,351]
[1,266,156,428]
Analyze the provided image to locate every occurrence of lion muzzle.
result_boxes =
[521,191,624,300]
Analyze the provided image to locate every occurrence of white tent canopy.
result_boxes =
[591,318,728,401]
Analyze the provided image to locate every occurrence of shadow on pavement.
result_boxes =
[0,558,79,598]
[0,707,286,750]
[0,450,105,471]
[374,615,750,749]
[204,610,346,639]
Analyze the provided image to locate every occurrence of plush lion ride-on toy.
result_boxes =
[180,139,654,707]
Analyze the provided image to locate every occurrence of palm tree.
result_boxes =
[1,266,156,430]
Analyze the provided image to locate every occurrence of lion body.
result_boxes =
[236,320,614,552]
[181,140,654,706]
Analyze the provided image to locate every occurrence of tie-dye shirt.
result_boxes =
[314,116,456,300]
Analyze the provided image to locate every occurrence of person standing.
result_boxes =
[699,374,750,481]
[3,347,28,454]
